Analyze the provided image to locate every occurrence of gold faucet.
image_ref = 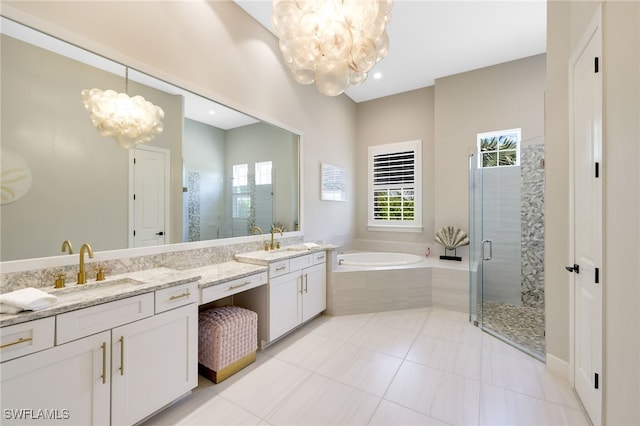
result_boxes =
[270,227,283,250]
[77,243,94,284]
[250,226,263,235]
[61,240,73,255]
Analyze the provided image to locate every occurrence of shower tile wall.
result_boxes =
[520,144,545,308]
[187,171,201,242]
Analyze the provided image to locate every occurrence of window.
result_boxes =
[255,161,272,185]
[232,164,250,219]
[232,164,248,187]
[368,140,422,230]
[477,128,521,168]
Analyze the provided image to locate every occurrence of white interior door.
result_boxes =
[570,7,602,425]
[130,146,170,248]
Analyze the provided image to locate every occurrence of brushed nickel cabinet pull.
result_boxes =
[304,273,308,293]
[169,290,191,301]
[119,336,125,376]
[101,342,107,384]
[275,265,286,271]
[0,337,33,349]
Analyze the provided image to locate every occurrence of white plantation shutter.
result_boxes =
[368,140,422,230]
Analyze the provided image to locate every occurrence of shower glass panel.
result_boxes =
[469,149,545,361]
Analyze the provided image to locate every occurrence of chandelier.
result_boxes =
[272,0,393,96]
[81,68,165,149]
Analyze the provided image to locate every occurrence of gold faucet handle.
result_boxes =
[96,267,106,281]
[54,273,66,289]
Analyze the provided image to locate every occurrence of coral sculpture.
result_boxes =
[434,226,469,261]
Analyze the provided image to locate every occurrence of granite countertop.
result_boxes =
[0,268,201,327]
[0,244,337,328]
[235,243,337,266]
[189,261,267,289]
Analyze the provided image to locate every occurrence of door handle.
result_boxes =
[156,231,164,236]
[481,240,492,261]
[565,264,580,273]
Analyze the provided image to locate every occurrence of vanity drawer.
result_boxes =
[56,293,154,344]
[1,317,55,362]
[289,254,313,271]
[313,251,327,265]
[200,272,268,305]
[155,282,198,314]
[269,260,290,278]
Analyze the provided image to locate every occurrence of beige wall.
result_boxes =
[434,54,546,260]
[1,0,357,248]
[354,87,435,253]
[546,1,640,423]
[354,56,546,257]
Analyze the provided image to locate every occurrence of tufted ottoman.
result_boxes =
[198,305,258,383]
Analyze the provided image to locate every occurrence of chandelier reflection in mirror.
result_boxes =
[81,68,165,149]
[272,0,393,96]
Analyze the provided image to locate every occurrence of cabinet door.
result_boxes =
[111,304,198,425]
[0,331,111,425]
[302,263,327,322]
[269,272,302,341]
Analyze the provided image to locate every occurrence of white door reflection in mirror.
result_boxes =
[130,146,169,247]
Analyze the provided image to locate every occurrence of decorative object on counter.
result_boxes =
[0,148,32,205]
[272,0,393,96]
[0,287,58,314]
[425,246,431,257]
[81,67,165,149]
[198,305,258,383]
[434,226,469,261]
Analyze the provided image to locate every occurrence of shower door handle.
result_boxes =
[482,240,493,261]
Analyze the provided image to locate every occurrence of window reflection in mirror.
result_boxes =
[0,17,299,262]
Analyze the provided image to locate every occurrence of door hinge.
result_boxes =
[133,230,136,237]
[594,57,599,73]
[595,372,599,389]
[133,158,136,165]
[595,162,600,178]
[133,194,136,200]
[595,267,600,284]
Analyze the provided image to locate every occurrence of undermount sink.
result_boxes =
[49,277,145,296]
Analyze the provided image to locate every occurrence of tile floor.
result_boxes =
[142,307,590,426]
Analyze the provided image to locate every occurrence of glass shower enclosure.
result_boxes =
[469,141,546,361]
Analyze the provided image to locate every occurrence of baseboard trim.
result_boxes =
[546,353,569,380]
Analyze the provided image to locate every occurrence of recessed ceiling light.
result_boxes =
[373,72,382,80]
[208,110,216,115]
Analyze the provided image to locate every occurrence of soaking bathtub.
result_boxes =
[327,251,469,315]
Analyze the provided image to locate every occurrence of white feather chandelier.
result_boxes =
[272,0,393,96]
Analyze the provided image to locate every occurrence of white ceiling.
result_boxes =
[235,0,547,103]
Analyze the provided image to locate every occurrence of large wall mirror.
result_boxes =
[0,17,300,262]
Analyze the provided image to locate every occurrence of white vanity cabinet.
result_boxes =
[269,252,326,341]
[1,330,111,425]
[0,282,198,426]
[111,303,197,425]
